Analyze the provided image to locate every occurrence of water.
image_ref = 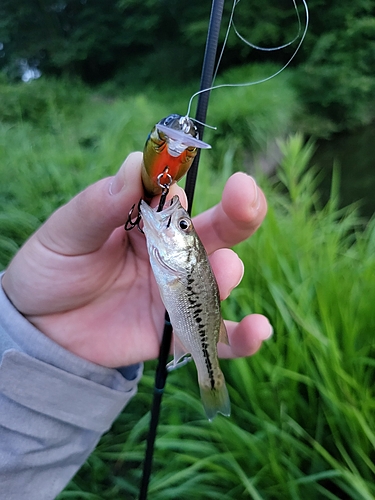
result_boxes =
[313,124,375,218]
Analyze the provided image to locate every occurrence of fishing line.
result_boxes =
[139,2,309,498]
[186,0,309,118]
[230,0,304,53]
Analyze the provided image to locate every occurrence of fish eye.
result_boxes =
[179,218,190,231]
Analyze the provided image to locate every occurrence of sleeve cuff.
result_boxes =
[0,272,143,432]
[0,350,142,432]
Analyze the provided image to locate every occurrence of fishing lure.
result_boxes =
[141,114,211,198]
[125,114,210,230]
[140,195,231,420]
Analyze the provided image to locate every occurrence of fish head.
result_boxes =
[140,195,199,270]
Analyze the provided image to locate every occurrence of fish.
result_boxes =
[141,114,211,197]
[140,195,231,421]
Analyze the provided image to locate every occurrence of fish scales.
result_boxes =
[140,195,231,420]
[170,260,222,388]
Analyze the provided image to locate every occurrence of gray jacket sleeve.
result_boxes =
[0,272,143,500]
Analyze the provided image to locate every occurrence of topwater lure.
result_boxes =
[140,195,231,420]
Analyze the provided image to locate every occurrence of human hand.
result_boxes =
[2,152,271,368]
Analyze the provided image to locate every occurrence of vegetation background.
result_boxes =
[0,1,374,499]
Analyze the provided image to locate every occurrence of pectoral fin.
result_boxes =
[218,319,230,345]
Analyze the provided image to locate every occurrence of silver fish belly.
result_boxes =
[140,195,231,420]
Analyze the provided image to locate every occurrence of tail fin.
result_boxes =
[199,382,231,421]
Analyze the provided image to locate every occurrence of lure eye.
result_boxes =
[179,218,190,231]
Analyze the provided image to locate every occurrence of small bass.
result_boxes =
[140,195,231,421]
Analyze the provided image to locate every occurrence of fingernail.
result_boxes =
[233,258,244,289]
[263,322,274,340]
[224,258,244,300]
[109,167,125,195]
[248,175,260,210]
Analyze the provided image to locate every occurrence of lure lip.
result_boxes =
[156,123,211,150]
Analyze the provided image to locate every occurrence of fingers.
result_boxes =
[217,314,273,358]
[209,248,272,359]
[193,172,267,255]
[34,157,265,258]
[209,248,244,300]
[37,152,189,256]
[37,152,145,255]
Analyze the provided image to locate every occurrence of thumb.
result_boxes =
[38,152,144,255]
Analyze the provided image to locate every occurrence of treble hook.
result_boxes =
[124,169,173,231]
[125,199,143,232]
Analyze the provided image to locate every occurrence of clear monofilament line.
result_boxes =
[232,0,303,52]
[186,0,309,119]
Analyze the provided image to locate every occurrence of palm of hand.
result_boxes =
[14,226,165,367]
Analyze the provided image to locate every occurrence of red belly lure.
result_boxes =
[125,114,210,229]
[141,114,211,197]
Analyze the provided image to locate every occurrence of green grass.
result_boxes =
[1,76,374,499]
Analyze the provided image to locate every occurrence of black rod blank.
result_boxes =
[138,2,225,498]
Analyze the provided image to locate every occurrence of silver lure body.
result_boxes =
[140,195,230,420]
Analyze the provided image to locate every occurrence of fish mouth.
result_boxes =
[140,196,181,220]
[139,195,181,233]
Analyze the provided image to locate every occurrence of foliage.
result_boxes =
[1,79,374,498]
[0,0,208,83]
[0,76,88,125]
[295,9,375,133]
[2,0,375,130]
[0,0,307,83]
[0,0,152,81]
[204,63,300,168]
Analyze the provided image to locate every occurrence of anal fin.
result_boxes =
[166,335,192,372]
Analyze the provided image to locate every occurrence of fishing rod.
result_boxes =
[138,1,225,498]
